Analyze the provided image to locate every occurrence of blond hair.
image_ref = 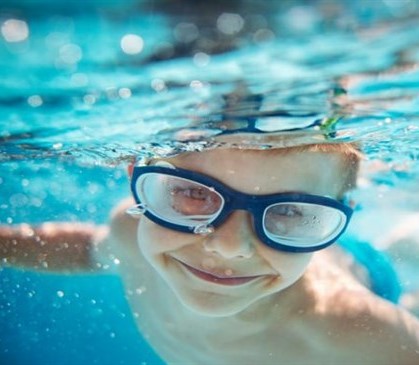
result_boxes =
[247,142,362,193]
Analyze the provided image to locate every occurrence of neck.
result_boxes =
[234,275,314,324]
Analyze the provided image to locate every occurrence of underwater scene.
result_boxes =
[1,0,419,364]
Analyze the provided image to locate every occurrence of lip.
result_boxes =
[172,257,264,286]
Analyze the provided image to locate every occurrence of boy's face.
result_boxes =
[136,148,349,317]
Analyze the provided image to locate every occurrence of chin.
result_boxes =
[177,292,258,317]
[173,280,288,317]
[163,269,291,318]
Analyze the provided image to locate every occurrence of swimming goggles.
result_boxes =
[128,163,353,253]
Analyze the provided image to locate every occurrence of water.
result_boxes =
[1,0,419,364]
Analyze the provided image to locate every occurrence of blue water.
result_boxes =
[1,0,419,364]
[0,270,164,365]
[0,162,164,364]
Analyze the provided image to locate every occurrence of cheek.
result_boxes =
[257,245,313,282]
[137,217,197,256]
[281,254,312,281]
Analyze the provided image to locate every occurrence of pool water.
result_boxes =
[1,269,164,365]
[1,0,419,364]
[1,162,164,364]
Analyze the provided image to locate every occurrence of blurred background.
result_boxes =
[1,1,419,364]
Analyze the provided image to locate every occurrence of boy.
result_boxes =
[1,138,419,365]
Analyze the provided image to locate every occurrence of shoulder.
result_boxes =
[334,294,419,364]
[304,256,419,363]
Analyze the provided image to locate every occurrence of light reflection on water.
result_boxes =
[1,1,419,208]
[1,1,419,364]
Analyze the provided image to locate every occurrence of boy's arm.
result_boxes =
[0,222,109,272]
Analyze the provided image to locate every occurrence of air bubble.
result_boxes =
[126,204,147,217]
[1,19,29,42]
[224,269,233,277]
[174,22,199,43]
[193,224,214,235]
[59,43,82,64]
[190,80,203,90]
[83,94,96,105]
[118,87,132,99]
[217,13,244,35]
[27,95,43,107]
[52,143,63,150]
[151,78,166,92]
[135,286,146,295]
[120,34,144,55]
[193,52,210,67]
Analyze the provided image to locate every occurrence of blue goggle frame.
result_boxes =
[130,165,353,253]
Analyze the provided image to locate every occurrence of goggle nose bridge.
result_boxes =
[221,191,264,218]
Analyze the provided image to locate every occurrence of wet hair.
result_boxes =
[152,140,362,195]
[247,142,362,193]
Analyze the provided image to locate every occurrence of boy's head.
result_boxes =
[130,141,361,317]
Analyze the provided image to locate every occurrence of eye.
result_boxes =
[171,186,210,200]
[168,183,222,216]
[269,204,303,218]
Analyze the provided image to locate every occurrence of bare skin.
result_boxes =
[381,213,419,317]
[105,198,419,365]
[1,148,419,365]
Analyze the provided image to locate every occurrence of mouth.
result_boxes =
[172,257,264,286]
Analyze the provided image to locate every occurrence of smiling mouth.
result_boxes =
[172,258,264,286]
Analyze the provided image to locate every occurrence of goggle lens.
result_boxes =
[136,173,224,226]
[263,203,347,248]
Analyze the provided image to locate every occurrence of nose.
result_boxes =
[202,210,256,259]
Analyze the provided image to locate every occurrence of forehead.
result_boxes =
[166,148,346,197]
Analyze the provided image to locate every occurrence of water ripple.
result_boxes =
[1,1,419,209]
